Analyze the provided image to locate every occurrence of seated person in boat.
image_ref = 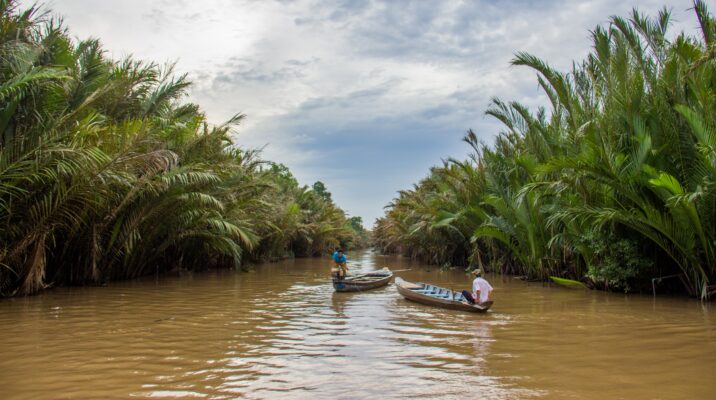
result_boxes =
[332,249,348,279]
[461,269,493,304]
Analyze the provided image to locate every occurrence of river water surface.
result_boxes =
[1,251,714,399]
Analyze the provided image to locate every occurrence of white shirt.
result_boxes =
[472,277,493,303]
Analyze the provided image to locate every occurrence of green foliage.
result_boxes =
[374,1,716,299]
[348,216,364,233]
[0,1,360,296]
[253,170,362,259]
[312,181,331,202]
[346,216,369,248]
[577,231,652,292]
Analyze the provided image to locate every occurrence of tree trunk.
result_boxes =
[18,236,47,296]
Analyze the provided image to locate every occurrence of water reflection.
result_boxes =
[0,251,714,399]
[469,319,493,371]
[330,292,350,317]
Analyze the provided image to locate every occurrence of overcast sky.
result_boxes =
[31,0,696,226]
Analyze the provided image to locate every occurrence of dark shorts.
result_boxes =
[461,290,476,304]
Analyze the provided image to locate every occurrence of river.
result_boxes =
[1,250,714,399]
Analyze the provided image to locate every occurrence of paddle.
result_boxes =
[348,267,407,279]
[339,267,410,282]
[342,271,379,280]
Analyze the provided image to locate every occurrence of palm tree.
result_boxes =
[374,1,716,299]
[0,1,359,296]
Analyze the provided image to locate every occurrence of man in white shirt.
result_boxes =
[468,269,493,304]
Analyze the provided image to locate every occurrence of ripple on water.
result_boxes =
[1,252,714,399]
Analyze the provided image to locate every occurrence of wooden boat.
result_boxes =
[395,277,493,312]
[333,268,393,292]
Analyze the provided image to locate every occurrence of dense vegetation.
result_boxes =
[374,2,716,299]
[0,1,366,296]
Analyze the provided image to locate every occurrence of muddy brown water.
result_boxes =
[1,250,714,399]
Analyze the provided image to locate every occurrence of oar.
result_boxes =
[344,272,371,280]
[350,268,410,278]
[341,268,411,282]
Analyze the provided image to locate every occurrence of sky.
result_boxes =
[29,0,697,226]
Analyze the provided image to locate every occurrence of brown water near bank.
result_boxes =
[1,251,714,399]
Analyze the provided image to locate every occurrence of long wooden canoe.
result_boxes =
[333,268,393,292]
[395,277,493,312]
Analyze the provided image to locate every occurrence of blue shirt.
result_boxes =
[333,253,347,263]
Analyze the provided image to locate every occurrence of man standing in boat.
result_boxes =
[462,269,493,305]
[332,249,348,280]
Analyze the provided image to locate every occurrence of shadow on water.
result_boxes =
[0,250,714,399]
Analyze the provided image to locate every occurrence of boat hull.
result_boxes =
[395,278,493,313]
[333,271,393,292]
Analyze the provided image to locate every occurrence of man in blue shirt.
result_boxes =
[333,249,348,279]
